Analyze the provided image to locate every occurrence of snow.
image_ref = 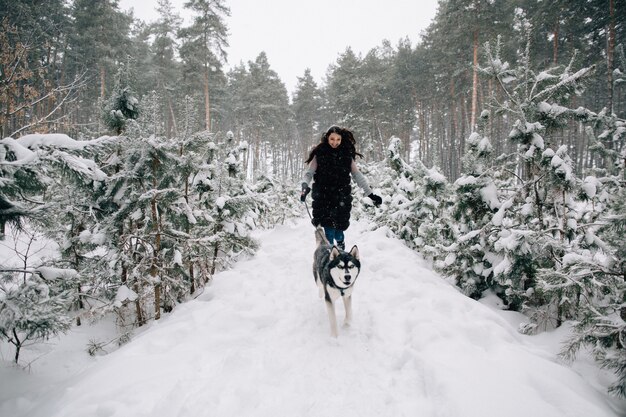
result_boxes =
[493,257,512,276]
[536,71,557,82]
[114,285,138,307]
[0,137,37,165]
[538,101,569,118]
[567,218,578,230]
[173,249,183,266]
[563,253,589,268]
[14,133,114,150]
[1,217,624,417]
[467,132,482,146]
[425,167,446,184]
[36,266,78,280]
[492,197,514,226]
[454,175,478,187]
[1,134,112,184]
[398,175,416,193]
[531,132,545,149]
[480,181,501,210]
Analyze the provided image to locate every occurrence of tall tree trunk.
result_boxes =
[470,30,479,131]
[553,20,559,65]
[210,242,219,276]
[449,78,458,179]
[168,95,178,138]
[100,66,106,99]
[607,0,615,114]
[151,155,162,320]
[204,65,211,131]
[134,283,144,326]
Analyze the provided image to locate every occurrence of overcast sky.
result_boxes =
[119,0,440,96]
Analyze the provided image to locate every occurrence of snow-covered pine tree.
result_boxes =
[415,165,454,258]
[437,129,502,299]
[101,60,140,135]
[560,183,626,397]
[252,174,301,228]
[587,107,626,179]
[448,34,592,310]
[0,137,48,239]
[556,99,626,396]
[166,95,205,294]
[194,131,260,277]
[366,136,453,258]
[0,267,75,363]
[372,136,425,246]
[133,90,165,139]
[0,133,115,360]
[37,136,114,326]
[99,132,185,324]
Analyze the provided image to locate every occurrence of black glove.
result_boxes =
[300,182,311,202]
[368,193,382,206]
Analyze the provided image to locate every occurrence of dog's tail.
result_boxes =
[315,226,329,247]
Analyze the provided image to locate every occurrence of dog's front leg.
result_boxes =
[325,293,338,338]
[315,272,324,298]
[343,294,352,327]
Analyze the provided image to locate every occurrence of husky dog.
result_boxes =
[312,227,361,337]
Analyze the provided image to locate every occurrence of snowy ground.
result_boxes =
[1,217,625,417]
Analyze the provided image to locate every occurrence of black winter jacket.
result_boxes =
[311,143,354,231]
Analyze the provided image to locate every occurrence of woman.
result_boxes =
[300,126,382,250]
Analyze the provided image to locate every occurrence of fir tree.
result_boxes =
[180,0,230,132]
[195,131,260,276]
[554,97,626,396]
[0,270,74,363]
[467,35,596,314]
[370,137,454,259]
[438,130,501,299]
[560,184,626,397]
[0,137,46,239]
[102,60,140,135]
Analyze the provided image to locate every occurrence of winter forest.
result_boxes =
[2,0,626,404]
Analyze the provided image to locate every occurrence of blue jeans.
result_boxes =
[324,227,344,246]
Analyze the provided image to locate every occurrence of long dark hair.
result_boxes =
[305,126,363,164]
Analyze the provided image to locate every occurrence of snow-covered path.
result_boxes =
[3,218,623,417]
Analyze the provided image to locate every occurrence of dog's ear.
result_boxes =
[349,245,359,260]
[330,246,340,260]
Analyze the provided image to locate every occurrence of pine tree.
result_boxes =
[102,60,140,135]
[437,130,501,299]
[96,131,185,324]
[369,137,454,259]
[68,0,133,133]
[292,68,323,160]
[0,133,115,360]
[463,35,596,313]
[180,0,230,132]
[0,138,45,238]
[0,269,74,363]
[227,53,291,180]
[560,184,626,397]
[554,98,626,396]
[194,131,260,276]
[149,0,183,137]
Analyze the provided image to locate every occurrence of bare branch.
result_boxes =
[9,73,87,137]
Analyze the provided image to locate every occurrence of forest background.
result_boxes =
[1,0,626,398]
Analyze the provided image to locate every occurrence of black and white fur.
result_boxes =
[312,227,361,337]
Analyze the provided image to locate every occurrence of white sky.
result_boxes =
[119,0,439,96]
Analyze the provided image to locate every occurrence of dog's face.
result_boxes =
[328,246,360,288]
